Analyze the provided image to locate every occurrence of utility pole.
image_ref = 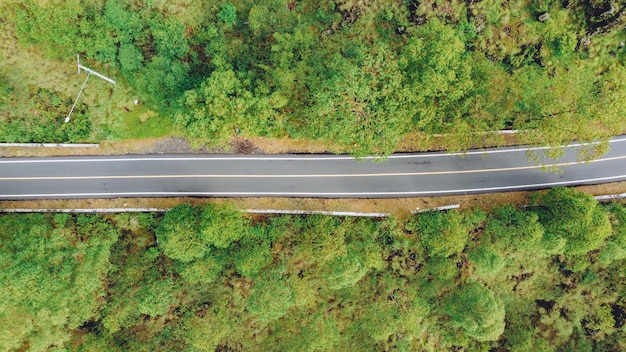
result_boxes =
[65,55,116,123]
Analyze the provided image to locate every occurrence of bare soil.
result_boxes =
[2,181,625,218]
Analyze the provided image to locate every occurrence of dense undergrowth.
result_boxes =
[1,187,625,351]
[0,1,625,154]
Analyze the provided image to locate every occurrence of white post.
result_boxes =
[77,64,116,85]
[65,55,116,123]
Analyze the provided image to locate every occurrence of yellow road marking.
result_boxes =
[1,155,625,180]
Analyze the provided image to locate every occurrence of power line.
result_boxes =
[65,55,115,123]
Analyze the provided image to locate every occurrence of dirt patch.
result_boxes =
[2,182,625,218]
[2,129,624,157]
[231,137,263,154]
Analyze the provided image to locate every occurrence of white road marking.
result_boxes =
[1,155,625,180]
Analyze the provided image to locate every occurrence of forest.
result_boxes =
[0,0,625,155]
[0,187,625,351]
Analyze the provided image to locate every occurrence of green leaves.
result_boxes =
[0,214,118,350]
[485,204,544,252]
[233,228,273,277]
[407,210,468,258]
[400,18,474,132]
[201,203,246,248]
[156,203,245,261]
[247,267,295,323]
[218,3,238,25]
[533,187,612,256]
[155,204,206,262]
[1,192,625,350]
[307,43,414,156]
[444,283,506,341]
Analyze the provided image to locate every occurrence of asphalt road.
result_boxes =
[1,136,626,199]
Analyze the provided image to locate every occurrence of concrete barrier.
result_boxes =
[0,207,391,217]
[411,204,460,214]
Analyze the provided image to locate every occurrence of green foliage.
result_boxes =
[247,266,295,323]
[6,0,625,152]
[485,204,545,252]
[184,304,233,351]
[407,210,468,257]
[468,247,505,278]
[218,3,237,24]
[233,227,273,277]
[200,203,245,248]
[0,214,118,351]
[598,203,626,265]
[136,279,177,317]
[307,43,414,156]
[0,87,94,143]
[178,253,224,284]
[444,282,506,342]
[400,17,474,132]
[2,190,626,350]
[532,187,612,256]
[582,304,616,337]
[155,204,206,262]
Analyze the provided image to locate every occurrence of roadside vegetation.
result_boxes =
[1,187,625,351]
[1,1,625,154]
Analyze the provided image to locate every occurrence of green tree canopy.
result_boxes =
[407,210,468,258]
[444,282,506,341]
[532,187,612,256]
[484,204,545,252]
[247,267,295,323]
[200,203,246,248]
[0,214,118,351]
[155,204,206,262]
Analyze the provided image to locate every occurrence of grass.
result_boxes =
[0,17,176,143]
[111,107,175,140]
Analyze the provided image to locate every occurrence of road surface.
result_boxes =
[1,137,626,199]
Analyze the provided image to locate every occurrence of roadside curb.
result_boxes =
[0,208,166,213]
[0,208,391,217]
[594,193,626,201]
[0,143,99,148]
[411,204,460,214]
[244,209,390,217]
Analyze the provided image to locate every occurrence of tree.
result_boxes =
[468,247,505,278]
[178,253,225,284]
[233,226,273,277]
[598,203,626,265]
[176,69,255,145]
[247,266,295,323]
[118,43,144,74]
[406,210,468,258]
[201,203,245,248]
[484,204,545,252]
[0,214,118,351]
[400,17,474,133]
[136,278,178,317]
[155,204,207,262]
[306,43,414,156]
[218,3,237,25]
[444,282,506,341]
[532,188,612,256]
